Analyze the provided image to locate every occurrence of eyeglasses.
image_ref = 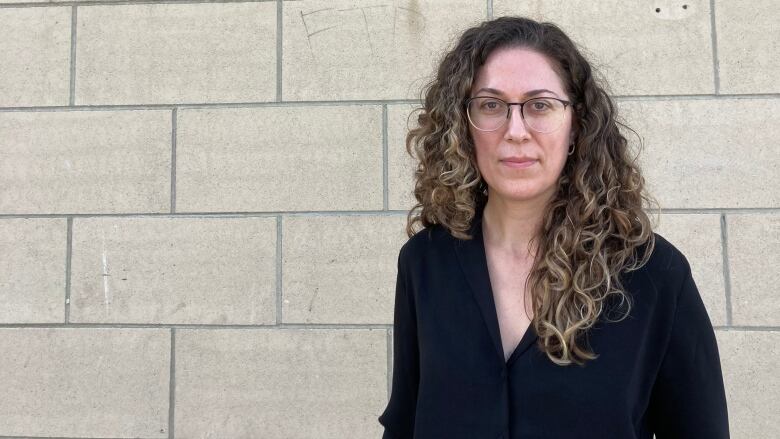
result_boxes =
[465,96,572,133]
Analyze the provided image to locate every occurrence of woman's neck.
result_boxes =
[481,191,551,260]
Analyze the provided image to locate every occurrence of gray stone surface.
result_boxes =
[716,329,780,438]
[69,216,277,324]
[282,214,408,323]
[494,0,714,95]
[175,328,387,438]
[654,213,727,326]
[0,218,66,323]
[0,7,70,107]
[75,2,276,105]
[176,105,383,212]
[0,328,169,438]
[620,98,780,208]
[715,0,780,93]
[282,0,485,100]
[0,109,171,214]
[387,104,420,211]
[726,214,780,326]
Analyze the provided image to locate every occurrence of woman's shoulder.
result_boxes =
[626,231,696,308]
[640,231,692,279]
[398,223,453,261]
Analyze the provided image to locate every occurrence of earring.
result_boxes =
[478,179,488,196]
[568,143,575,156]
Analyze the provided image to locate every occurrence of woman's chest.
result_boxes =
[485,248,535,361]
[506,319,663,437]
[416,266,665,406]
[490,276,533,362]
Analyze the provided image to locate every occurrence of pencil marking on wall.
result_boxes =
[395,5,425,18]
[301,7,336,16]
[299,4,426,61]
[101,230,111,311]
[308,24,341,38]
[300,10,315,57]
[361,8,376,56]
[308,287,319,313]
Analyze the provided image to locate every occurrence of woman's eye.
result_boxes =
[480,100,502,111]
[531,100,552,111]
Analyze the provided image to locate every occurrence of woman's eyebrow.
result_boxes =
[473,87,561,98]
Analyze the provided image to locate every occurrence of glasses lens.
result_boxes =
[522,98,566,133]
[467,98,508,131]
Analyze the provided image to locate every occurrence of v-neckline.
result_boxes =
[505,319,536,365]
[453,198,539,367]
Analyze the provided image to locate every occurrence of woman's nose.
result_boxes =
[505,105,531,138]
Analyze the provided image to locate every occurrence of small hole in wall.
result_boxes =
[683,4,688,9]
[655,7,661,13]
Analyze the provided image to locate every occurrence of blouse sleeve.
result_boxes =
[648,254,730,438]
[377,246,420,439]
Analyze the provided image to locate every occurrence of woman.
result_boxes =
[378,16,729,439]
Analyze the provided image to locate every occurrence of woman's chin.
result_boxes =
[487,184,556,204]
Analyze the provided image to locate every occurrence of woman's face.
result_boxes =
[468,47,574,205]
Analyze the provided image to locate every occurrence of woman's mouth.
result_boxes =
[501,158,537,168]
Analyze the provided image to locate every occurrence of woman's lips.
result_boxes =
[501,159,537,168]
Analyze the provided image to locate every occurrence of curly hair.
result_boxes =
[405,16,660,366]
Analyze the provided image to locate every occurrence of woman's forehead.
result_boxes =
[473,47,566,96]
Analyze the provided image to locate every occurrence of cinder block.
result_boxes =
[715,0,780,93]
[387,104,420,211]
[654,214,727,326]
[716,329,780,438]
[175,328,387,438]
[176,105,383,212]
[0,218,66,323]
[282,0,486,100]
[726,214,780,326]
[619,98,780,208]
[0,110,171,214]
[282,215,407,324]
[75,3,276,105]
[0,7,70,107]
[70,216,277,324]
[494,0,714,95]
[0,328,169,437]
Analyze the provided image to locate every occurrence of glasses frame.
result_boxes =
[464,96,573,133]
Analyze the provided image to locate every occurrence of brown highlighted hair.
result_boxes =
[405,16,659,366]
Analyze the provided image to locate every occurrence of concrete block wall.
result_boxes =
[0,0,777,437]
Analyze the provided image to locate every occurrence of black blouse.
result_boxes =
[378,205,729,438]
